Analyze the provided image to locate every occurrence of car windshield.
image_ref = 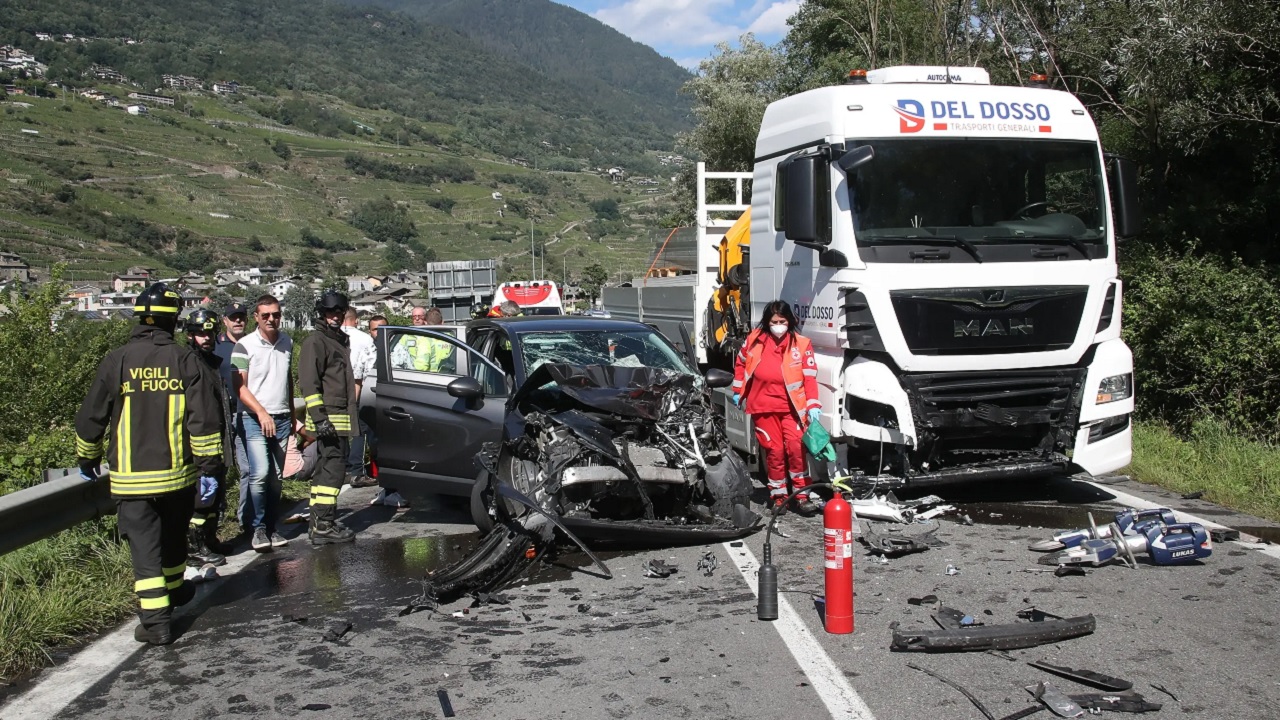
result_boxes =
[846,138,1106,242]
[518,329,695,377]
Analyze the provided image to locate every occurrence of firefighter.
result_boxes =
[732,300,823,516]
[184,307,233,567]
[75,283,225,645]
[298,289,359,544]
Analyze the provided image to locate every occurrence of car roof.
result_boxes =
[468,316,649,335]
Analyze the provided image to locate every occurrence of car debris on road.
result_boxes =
[891,600,1096,652]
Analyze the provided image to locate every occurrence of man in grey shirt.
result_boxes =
[231,294,294,552]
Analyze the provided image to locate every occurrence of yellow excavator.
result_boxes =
[706,209,751,368]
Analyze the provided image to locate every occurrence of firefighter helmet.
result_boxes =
[185,307,220,336]
[314,289,349,327]
[134,283,182,328]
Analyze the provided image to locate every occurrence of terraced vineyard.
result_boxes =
[0,89,675,282]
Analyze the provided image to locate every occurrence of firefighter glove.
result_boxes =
[197,476,219,508]
[315,418,338,441]
[78,461,98,483]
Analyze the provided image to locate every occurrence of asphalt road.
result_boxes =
[3,475,1280,720]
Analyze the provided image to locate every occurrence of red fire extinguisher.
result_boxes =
[823,492,854,634]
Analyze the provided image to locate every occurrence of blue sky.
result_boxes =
[553,0,801,70]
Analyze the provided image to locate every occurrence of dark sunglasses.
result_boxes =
[257,311,282,320]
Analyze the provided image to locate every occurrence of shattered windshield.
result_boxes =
[846,138,1106,242]
[518,329,695,378]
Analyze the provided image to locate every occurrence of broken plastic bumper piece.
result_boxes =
[891,614,1096,652]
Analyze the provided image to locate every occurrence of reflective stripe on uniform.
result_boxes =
[731,379,743,389]
[133,304,179,314]
[311,485,340,505]
[139,595,170,610]
[76,435,102,459]
[806,399,821,408]
[802,369,818,377]
[164,564,185,590]
[767,478,787,497]
[110,465,197,495]
[304,394,324,409]
[135,576,166,592]
[190,431,222,458]
[190,516,206,526]
[167,393,185,469]
[117,396,132,474]
[785,381,803,392]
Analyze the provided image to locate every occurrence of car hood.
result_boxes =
[509,363,697,422]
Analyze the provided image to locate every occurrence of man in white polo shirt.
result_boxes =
[231,294,294,552]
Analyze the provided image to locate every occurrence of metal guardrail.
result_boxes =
[0,468,115,556]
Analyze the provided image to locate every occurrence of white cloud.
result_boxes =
[746,1,800,36]
[593,0,742,48]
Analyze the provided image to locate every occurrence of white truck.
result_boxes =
[608,65,1139,487]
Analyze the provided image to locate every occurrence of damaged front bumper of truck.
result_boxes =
[420,363,762,606]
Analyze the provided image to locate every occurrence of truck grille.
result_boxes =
[891,286,1088,355]
[902,368,1085,432]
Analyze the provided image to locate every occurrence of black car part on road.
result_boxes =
[891,614,1097,652]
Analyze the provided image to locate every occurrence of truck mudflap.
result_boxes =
[890,614,1096,652]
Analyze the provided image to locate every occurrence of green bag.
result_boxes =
[802,419,837,462]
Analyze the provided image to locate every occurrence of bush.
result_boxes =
[1121,243,1280,440]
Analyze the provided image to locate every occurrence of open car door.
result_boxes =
[374,327,507,497]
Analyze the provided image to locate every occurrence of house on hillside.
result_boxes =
[211,81,239,95]
[127,92,174,107]
[0,252,30,282]
[265,278,297,297]
[91,65,126,83]
[161,74,202,91]
[112,269,151,293]
[125,105,147,115]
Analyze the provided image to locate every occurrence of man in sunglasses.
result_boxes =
[230,295,294,552]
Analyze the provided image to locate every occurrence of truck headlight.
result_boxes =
[1096,373,1133,404]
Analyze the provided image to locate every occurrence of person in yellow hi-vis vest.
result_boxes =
[391,306,454,372]
[75,283,225,645]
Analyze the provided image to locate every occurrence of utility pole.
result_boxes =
[530,217,535,280]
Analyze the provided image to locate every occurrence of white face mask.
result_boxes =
[769,323,788,338]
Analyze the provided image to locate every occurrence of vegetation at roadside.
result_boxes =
[1131,420,1280,524]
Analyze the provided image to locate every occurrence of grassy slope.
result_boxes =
[1129,419,1280,523]
[0,90,671,281]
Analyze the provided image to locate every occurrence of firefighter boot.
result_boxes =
[134,622,173,646]
[188,525,227,567]
[309,519,356,545]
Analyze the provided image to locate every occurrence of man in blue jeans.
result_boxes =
[231,294,294,552]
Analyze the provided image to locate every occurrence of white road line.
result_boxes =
[2,543,267,720]
[723,541,877,720]
[1085,481,1280,560]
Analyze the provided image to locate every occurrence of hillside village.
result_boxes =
[0,251,587,326]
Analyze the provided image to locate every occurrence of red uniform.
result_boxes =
[733,328,821,506]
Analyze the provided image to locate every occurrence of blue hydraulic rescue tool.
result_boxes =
[1032,508,1213,567]
[1028,507,1177,551]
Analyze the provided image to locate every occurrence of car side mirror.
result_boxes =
[447,376,484,401]
[704,368,733,388]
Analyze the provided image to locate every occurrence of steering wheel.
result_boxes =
[1012,200,1055,219]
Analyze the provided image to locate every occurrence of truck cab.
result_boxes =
[751,66,1139,486]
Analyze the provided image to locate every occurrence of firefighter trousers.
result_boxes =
[753,411,810,504]
[118,486,195,630]
[310,436,347,524]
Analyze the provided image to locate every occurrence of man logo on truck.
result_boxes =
[895,99,926,133]
[954,318,1034,337]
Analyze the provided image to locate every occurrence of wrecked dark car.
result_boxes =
[475,362,760,542]
[372,318,761,605]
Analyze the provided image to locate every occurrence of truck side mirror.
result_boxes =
[1107,155,1143,239]
[781,154,830,245]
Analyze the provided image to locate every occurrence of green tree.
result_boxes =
[281,284,314,330]
[294,248,323,279]
[580,263,609,303]
[0,268,130,487]
[271,138,292,161]
[349,197,417,245]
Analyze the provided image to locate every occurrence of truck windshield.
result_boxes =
[846,138,1106,243]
